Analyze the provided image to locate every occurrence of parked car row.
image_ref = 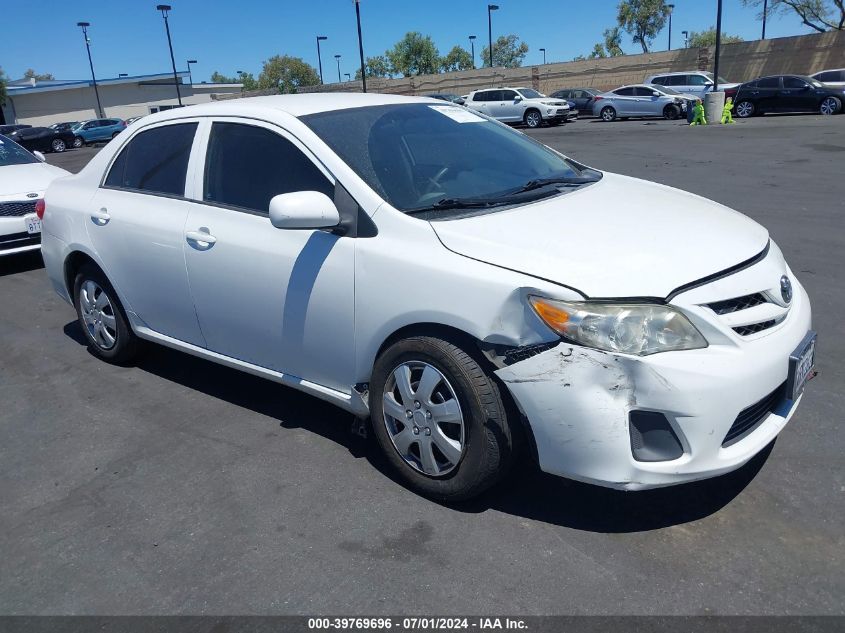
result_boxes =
[0,118,130,154]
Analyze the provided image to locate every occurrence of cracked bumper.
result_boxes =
[495,284,812,490]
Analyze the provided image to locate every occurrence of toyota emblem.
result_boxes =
[780,275,793,304]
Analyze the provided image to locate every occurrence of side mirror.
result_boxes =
[33,151,46,162]
[455,97,465,105]
[652,91,661,97]
[705,82,714,88]
[268,191,340,230]
[513,95,523,102]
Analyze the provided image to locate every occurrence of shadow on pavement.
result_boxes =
[0,251,43,277]
[63,319,773,533]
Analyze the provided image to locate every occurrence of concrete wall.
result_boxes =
[4,82,242,127]
[296,30,845,97]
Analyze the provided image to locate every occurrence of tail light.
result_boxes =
[594,96,604,101]
[35,198,45,220]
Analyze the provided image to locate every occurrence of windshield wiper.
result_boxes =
[405,197,509,215]
[506,176,599,195]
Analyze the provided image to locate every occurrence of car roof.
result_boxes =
[813,68,845,74]
[647,71,709,77]
[142,93,435,124]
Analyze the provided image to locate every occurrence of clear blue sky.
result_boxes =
[0,0,816,83]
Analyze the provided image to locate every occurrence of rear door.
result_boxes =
[610,87,637,115]
[182,118,355,391]
[87,119,206,346]
[755,76,782,112]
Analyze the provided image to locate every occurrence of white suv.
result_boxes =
[645,71,741,99]
[41,94,814,501]
[466,87,570,128]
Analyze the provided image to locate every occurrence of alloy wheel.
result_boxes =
[79,280,118,350]
[736,101,754,118]
[820,97,839,115]
[52,139,66,152]
[382,361,465,477]
[73,137,83,148]
[601,107,616,122]
[526,111,541,128]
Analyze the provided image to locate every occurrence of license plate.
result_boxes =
[25,214,42,234]
[787,331,817,401]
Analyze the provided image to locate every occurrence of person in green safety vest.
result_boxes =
[721,97,736,124]
[690,99,707,126]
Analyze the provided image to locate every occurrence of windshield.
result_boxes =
[302,103,598,215]
[518,88,543,99]
[658,86,682,95]
[703,72,729,84]
[0,136,38,166]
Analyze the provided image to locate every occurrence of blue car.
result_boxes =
[72,118,126,145]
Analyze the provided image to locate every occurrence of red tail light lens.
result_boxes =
[594,96,604,101]
[35,198,45,220]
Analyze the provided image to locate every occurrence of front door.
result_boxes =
[781,76,815,112]
[87,120,206,346]
[183,119,355,392]
[495,89,523,122]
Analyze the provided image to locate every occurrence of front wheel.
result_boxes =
[663,104,681,120]
[73,264,139,364]
[370,336,514,501]
[73,136,84,148]
[600,106,617,122]
[524,109,543,128]
[736,100,755,118]
[820,96,841,115]
[51,138,66,153]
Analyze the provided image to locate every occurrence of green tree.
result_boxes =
[441,45,474,72]
[617,0,671,53]
[588,27,625,58]
[210,71,237,83]
[0,67,7,105]
[24,69,54,81]
[211,71,258,90]
[573,54,587,61]
[258,55,320,93]
[481,34,529,68]
[742,0,843,32]
[687,27,745,47]
[354,55,391,80]
[386,32,441,76]
[589,44,608,59]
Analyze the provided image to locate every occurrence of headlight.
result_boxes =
[528,297,708,356]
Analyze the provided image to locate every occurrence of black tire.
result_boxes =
[820,96,841,115]
[73,136,84,148]
[111,132,120,139]
[735,100,755,118]
[523,109,543,128]
[663,104,681,120]
[370,336,514,501]
[600,106,617,122]
[72,263,139,364]
[51,138,67,153]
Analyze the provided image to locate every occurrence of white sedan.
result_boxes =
[41,94,814,500]
[0,135,69,256]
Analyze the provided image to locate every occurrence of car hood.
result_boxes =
[429,172,769,298]
[0,163,70,199]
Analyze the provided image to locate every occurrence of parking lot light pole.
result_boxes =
[487,4,499,68]
[118,73,128,78]
[468,35,477,68]
[316,36,327,84]
[681,30,688,48]
[77,22,104,118]
[334,55,341,83]
[187,59,197,85]
[354,0,367,93]
[156,4,182,107]
[713,0,723,92]
[667,4,675,50]
[539,47,546,64]
[762,0,768,39]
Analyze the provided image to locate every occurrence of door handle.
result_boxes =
[90,208,110,225]
[185,229,217,249]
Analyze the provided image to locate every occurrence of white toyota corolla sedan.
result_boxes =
[41,94,815,500]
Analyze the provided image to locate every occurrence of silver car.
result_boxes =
[811,68,845,88]
[593,84,695,122]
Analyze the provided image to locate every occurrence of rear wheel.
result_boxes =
[736,100,755,118]
[73,264,139,364]
[111,132,120,139]
[51,138,66,153]
[370,336,514,501]
[600,106,617,122]
[524,109,543,128]
[820,96,841,115]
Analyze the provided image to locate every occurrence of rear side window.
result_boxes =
[614,87,635,96]
[203,122,333,214]
[651,76,668,85]
[816,71,841,82]
[104,122,197,196]
[472,91,489,101]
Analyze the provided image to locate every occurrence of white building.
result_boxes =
[2,71,242,127]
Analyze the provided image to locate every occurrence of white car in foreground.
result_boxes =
[0,135,69,256]
[42,94,815,500]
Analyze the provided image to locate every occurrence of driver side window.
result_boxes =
[203,122,334,215]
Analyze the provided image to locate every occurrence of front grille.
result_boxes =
[722,381,786,447]
[707,293,768,315]
[0,231,40,252]
[0,200,37,218]
[733,320,777,336]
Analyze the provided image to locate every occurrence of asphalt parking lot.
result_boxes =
[2,115,843,615]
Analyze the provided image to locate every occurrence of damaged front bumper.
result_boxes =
[494,283,813,490]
